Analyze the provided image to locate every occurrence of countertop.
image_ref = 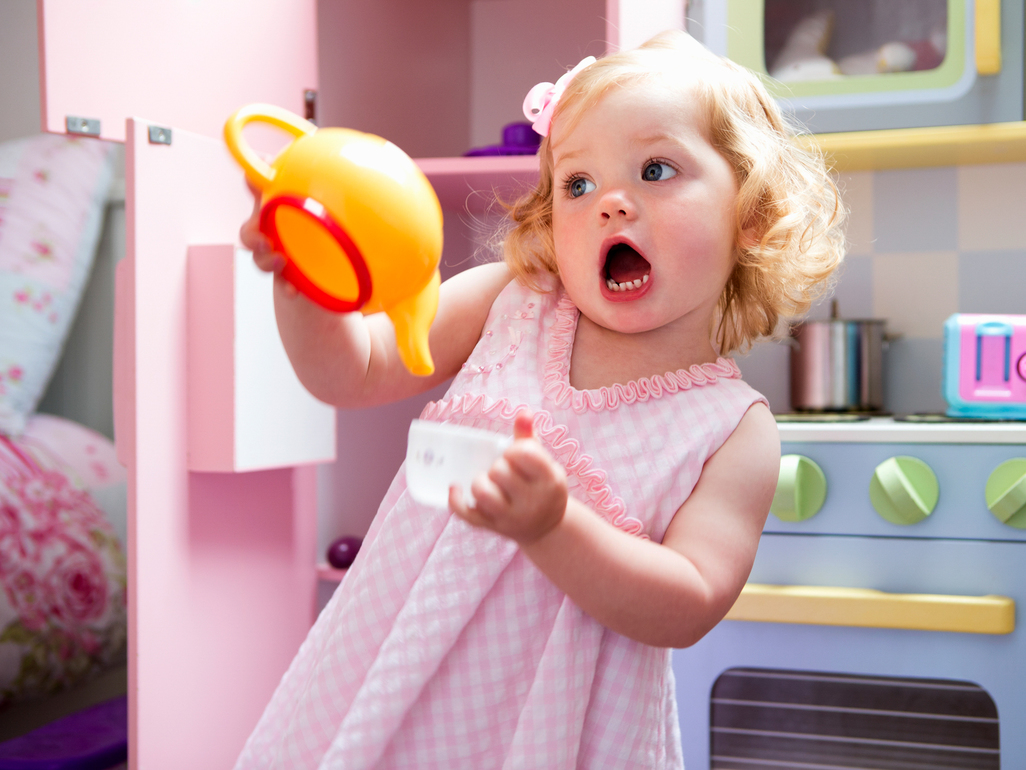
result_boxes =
[777,416,1026,444]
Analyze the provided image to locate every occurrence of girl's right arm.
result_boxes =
[241,191,512,409]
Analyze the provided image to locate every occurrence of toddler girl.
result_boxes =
[234,29,845,770]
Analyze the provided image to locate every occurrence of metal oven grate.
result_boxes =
[710,667,999,769]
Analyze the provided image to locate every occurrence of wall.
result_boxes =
[317,0,471,158]
[316,0,606,156]
[469,0,606,149]
[0,0,40,143]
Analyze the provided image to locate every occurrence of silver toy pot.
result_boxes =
[789,301,890,413]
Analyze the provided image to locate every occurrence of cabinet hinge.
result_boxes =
[304,89,317,126]
[148,125,172,145]
[66,116,101,137]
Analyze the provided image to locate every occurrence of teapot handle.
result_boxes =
[223,103,317,190]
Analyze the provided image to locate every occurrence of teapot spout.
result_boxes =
[387,270,440,376]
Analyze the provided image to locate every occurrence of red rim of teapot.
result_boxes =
[260,194,372,313]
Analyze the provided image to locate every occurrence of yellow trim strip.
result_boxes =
[976,0,1002,75]
[799,122,1026,172]
[725,583,1015,635]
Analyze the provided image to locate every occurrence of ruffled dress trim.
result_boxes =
[420,395,646,538]
[543,291,742,413]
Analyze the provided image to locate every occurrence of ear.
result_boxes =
[737,223,760,252]
[736,204,762,253]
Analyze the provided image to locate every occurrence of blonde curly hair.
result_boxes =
[500,30,846,354]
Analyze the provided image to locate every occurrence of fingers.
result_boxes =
[240,179,301,302]
[240,183,286,275]
[241,223,282,273]
[473,468,513,514]
[502,439,557,482]
[450,471,512,522]
[513,408,535,440]
[448,483,472,520]
[448,484,493,529]
[241,221,277,265]
[506,408,553,481]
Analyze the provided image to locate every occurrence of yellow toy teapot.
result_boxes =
[224,104,442,376]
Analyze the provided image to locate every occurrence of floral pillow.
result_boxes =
[0,415,126,707]
[0,134,116,436]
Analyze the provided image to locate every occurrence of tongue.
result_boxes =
[606,244,650,284]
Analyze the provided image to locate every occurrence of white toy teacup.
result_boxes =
[406,420,513,509]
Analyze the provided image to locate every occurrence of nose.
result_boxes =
[599,187,636,221]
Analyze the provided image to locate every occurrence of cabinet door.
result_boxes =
[116,119,324,769]
[39,4,321,770]
[38,0,317,143]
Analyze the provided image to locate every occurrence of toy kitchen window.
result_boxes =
[688,0,1022,134]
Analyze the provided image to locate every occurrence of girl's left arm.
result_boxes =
[451,402,780,648]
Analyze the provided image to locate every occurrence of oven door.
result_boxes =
[672,535,1022,769]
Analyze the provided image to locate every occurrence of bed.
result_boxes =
[0,131,127,740]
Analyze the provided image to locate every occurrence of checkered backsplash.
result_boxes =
[739,162,1026,415]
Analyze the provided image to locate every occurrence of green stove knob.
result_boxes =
[869,456,939,525]
[770,454,827,522]
[985,458,1026,529]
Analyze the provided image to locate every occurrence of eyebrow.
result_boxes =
[552,147,584,166]
[552,131,698,169]
[631,132,690,152]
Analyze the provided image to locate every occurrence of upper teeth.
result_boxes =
[606,274,649,292]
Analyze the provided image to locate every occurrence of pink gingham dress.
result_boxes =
[235,279,766,770]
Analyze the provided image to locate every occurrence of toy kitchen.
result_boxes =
[672,312,1026,770]
[671,1,1026,764]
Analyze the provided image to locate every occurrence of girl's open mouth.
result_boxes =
[603,242,651,293]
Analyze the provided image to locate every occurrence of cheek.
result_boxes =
[551,213,580,273]
[551,205,572,243]
[686,193,738,259]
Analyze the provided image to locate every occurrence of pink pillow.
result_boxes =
[18,413,127,547]
[0,415,126,707]
[18,413,126,490]
[0,134,116,436]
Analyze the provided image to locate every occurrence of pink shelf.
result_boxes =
[416,155,540,212]
[317,563,349,582]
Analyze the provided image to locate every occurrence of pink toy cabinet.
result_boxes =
[36,1,684,767]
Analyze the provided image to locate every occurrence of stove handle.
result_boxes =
[725,583,1014,635]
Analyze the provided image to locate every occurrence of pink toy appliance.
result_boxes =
[943,313,1026,419]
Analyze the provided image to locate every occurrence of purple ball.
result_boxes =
[326,535,363,570]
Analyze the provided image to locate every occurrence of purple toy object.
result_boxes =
[327,535,363,570]
[0,696,127,770]
[464,122,541,156]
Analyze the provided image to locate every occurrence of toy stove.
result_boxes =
[673,419,1026,769]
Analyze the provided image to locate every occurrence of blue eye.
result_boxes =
[568,177,596,198]
[642,162,677,182]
